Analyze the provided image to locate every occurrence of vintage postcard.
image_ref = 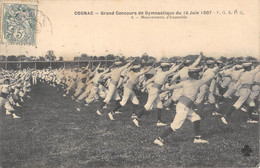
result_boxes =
[0,0,259,167]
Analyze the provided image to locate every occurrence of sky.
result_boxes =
[0,0,259,60]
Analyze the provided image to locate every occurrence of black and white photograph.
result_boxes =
[0,0,259,167]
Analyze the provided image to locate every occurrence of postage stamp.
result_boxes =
[1,3,38,45]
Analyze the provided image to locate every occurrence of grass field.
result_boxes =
[0,82,259,168]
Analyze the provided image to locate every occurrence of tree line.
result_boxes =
[0,50,257,64]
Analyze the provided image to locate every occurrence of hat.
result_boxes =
[131,65,141,69]
[176,59,182,63]
[115,61,122,66]
[242,62,252,67]
[206,60,215,64]
[98,68,105,71]
[82,69,88,74]
[25,76,31,81]
[3,78,10,83]
[234,65,243,69]
[188,67,201,72]
[217,60,223,64]
[161,63,171,67]
[185,60,192,64]
[184,59,192,65]
[1,87,9,94]
[16,83,23,88]
[147,59,155,64]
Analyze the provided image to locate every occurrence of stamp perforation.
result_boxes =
[1,1,38,46]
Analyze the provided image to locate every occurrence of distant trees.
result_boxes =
[106,54,115,60]
[17,55,27,61]
[0,51,60,62]
[74,53,93,61]
[246,56,257,62]
[93,56,98,60]
[98,56,106,60]
[29,56,37,61]
[0,55,6,61]
[0,51,258,64]
[39,56,45,61]
[7,55,17,61]
[59,57,64,61]
[45,50,56,61]
[80,53,90,60]
[74,57,80,61]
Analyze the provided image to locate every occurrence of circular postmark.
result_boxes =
[36,10,53,35]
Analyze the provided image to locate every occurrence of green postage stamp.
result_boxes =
[1,3,38,45]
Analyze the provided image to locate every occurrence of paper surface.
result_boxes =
[0,1,259,168]
[0,0,259,59]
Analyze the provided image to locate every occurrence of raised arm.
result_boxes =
[220,63,235,71]
[170,70,181,83]
[9,79,23,87]
[137,64,155,77]
[161,82,184,92]
[109,62,115,68]
[166,63,182,76]
[103,72,112,80]
[142,76,155,88]
[252,65,260,74]
[119,61,133,72]
[191,52,203,67]
[100,68,110,76]
[197,72,216,87]
[93,63,101,74]
[85,63,90,70]
[212,66,221,74]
